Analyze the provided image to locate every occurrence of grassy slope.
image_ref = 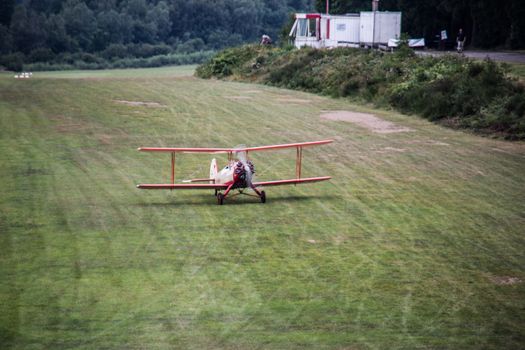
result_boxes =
[0,66,524,349]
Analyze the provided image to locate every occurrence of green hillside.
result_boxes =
[197,46,525,140]
[1,66,524,349]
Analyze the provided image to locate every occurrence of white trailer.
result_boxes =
[290,14,324,49]
[324,14,361,47]
[290,13,360,49]
[359,11,401,46]
[289,11,402,49]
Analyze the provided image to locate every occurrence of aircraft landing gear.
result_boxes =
[217,186,265,205]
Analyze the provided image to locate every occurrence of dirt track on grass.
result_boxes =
[321,111,412,134]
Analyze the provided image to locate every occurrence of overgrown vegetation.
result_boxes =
[508,63,525,81]
[14,50,215,72]
[196,45,525,139]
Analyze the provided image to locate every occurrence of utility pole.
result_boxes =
[372,1,379,47]
[372,0,379,12]
[326,0,329,14]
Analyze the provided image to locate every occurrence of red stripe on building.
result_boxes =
[306,14,321,19]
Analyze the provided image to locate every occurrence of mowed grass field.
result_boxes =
[1,66,524,349]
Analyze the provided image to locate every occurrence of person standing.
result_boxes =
[260,34,272,45]
[457,28,466,53]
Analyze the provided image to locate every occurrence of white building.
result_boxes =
[289,11,402,49]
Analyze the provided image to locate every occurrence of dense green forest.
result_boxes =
[0,0,524,71]
[0,0,314,70]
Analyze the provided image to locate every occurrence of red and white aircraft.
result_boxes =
[137,140,333,204]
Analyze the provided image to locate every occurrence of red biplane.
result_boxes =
[136,140,333,205]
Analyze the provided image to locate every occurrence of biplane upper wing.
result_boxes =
[253,176,331,187]
[138,147,231,153]
[137,140,333,154]
[137,183,228,190]
[243,140,333,152]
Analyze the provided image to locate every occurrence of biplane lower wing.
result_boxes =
[137,183,228,190]
[253,176,331,187]
[137,176,331,190]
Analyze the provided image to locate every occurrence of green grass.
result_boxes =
[1,66,524,349]
[508,63,525,80]
[0,65,198,79]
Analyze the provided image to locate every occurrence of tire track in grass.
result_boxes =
[1,108,86,346]
[85,150,167,274]
[0,104,30,345]
[46,143,177,342]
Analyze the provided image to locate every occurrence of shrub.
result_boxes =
[101,44,129,60]
[128,43,174,58]
[24,62,75,71]
[195,45,269,78]
[0,52,25,71]
[71,52,104,64]
[28,48,56,63]
[22,50,215,71]
[176,38,205,54]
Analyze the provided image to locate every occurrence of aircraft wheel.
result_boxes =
[260,191,266,203]
[217,193,224,205]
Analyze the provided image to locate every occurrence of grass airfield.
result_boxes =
[1,65,524,349]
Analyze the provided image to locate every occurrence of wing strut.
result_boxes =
[296,146,303,179]
[171,152,175,185]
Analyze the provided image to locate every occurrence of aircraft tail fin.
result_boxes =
[209,158,218,183]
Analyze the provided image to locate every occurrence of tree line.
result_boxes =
[0,0,523,71]
[0,0,314,70]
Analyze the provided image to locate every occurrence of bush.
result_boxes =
[24,62,76,71]
[101,44,129,60]
[176,38,206,54]
[28,48,55,63]
[195,45,275,78]
[71,52,104,64]
[128,43,173,58]
[0,52,25,71]
[24,50,216,71]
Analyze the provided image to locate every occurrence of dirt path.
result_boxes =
[320,111,412,134]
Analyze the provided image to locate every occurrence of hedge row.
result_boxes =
[1,50,215,72]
